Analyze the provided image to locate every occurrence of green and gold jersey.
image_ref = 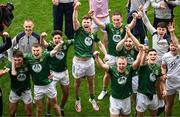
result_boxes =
[108,65,135,99]
[47,40,73,72]
[105,23,126,56]
[24,51,52,86]
[6,63,31,96]
[74,27,100,58]
[138,64,162,95]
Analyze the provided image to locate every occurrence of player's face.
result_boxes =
[124,38,133,50]
[32,46,42,59]
[53,35,62,45]
[112,15,122,28]
[157,27,166,38]
[14,57,23,68]
[24,21,34,35]
[170,43,177,55]
[147,51,157,65]
[116,58,127,73]
[82,19,92,31]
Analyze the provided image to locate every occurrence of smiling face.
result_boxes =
[124,38,133,50]
[81,16,92,32]
[32,46,42,59]
[23,20,34,36]
[14,57,23,68]
[116,57,128,73]
[112,14,122,28]
[170,42,177,55]
[147,50,157,65]
[157,27,166,38]
[53,34,62,45]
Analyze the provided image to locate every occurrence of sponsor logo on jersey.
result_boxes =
[84,37,93,46]
[32,64,42,73]
[56,51,65,60]
[149,73,156,82]
[17,73,26,81]
[113,35,121,42]
[117,76,127,85]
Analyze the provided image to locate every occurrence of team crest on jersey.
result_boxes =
[113,35,121,42]
[56,51,65,60]
[17,73,26,81]
[127,57,134,64]
[149,73,156,82]
[84,37,92,46]
[117,76,127,85]
[32,64,42,73]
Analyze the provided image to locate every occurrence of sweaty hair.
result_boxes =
[82,15,92,21]
[51,30,62,37]
[147,49,157,54]
[32,43,41,48]
[157,22,167,28]
[112,11,122,17]
[13,50,24,58]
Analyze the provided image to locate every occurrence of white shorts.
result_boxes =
[105,55,117,66]
[9,90,32,104]
[136,93,159,112]
[52,70,69,86]
[166,79,180,96]
[72,57,95,79]
[92,16,110,33]
[132,75,139,93]
[109,96,131,115]
[34,82,57,100]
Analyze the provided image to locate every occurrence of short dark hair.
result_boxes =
[112,11,122,17]
[82,15,92,21]
[147,49,157,54]
[157,22,167,28]
[32,43,41,48]
[51,30,62,37]
[13,50,23,58]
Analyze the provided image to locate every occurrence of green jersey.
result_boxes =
[6,63,31,96]
[47,40,73,72]
[105,23,126,56]
[118,47,138,65]
[138,64,161,95]
[24,51,52,86]
[108,65,135,99]
[74,27,100,58]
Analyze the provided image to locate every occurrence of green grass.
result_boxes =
[0,0,180,116]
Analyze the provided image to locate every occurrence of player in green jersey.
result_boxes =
[0,50,32,117]
[93,44,144,117]
[24,43,63,117]
[89,9,140,100]
[136,49,166,117]
[72,2,107,112]
[41,30,73,116]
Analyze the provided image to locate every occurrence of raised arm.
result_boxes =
[166,0,180,6]
[89,10,106,30]
[168,22,180,53]
[150,0,166,9]
[126,26,140,49]
[73,2,81,31]
[140,6,156,35]
[50,41,64,56]
[116,35,127,51]
[93,51,109,72]
[40,32,48,48]
[132,44,145,69]
[97,41,107,56]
